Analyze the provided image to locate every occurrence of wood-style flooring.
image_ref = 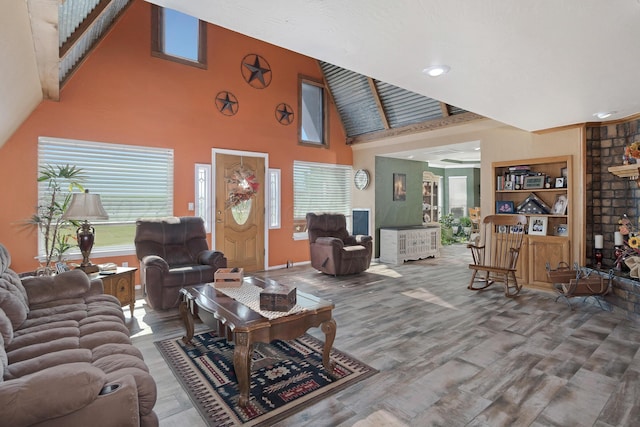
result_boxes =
[127,244,640,427]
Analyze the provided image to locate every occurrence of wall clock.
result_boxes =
[354,169,370,190]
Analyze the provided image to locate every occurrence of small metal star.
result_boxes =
[215,91,239,116]
[275,103,294,125]
[241,54,272,89]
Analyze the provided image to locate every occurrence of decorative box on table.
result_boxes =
[260,283,297,311]
[213,268,244,288]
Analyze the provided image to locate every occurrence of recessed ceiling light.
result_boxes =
[593,111,616,119]
[422,65,450,77]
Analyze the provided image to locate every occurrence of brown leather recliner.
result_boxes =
[306,213,373,275]
[134,217,227,310]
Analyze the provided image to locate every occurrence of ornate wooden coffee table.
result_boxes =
[179,277,336,407]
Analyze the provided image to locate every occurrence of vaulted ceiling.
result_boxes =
[5,0,640,153]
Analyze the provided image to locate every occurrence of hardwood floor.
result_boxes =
[127,244,640,426]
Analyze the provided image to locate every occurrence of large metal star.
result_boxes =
[275,103,294,125]
[215,91,238,116]
[242,54,271,89]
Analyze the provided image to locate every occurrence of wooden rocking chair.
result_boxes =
[467,214,527,297]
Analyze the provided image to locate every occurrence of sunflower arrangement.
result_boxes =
[626,142,640,159]
[616,214,640,268]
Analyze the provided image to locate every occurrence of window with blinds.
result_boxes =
[38,137,174,255]
[293,160,351,238]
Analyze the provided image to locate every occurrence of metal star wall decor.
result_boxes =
[275,103,294,125]
[215,91,239,116]
[241,54,272,89]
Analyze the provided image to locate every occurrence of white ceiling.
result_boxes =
[148,0,640,132]
[380,140,481,169]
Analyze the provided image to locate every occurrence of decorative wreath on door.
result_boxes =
[225,164,259,209]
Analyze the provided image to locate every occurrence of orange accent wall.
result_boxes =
[0,0,351,273]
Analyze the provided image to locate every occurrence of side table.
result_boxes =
[93,267,137,316]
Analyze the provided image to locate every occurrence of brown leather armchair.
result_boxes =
[306,213,372,275]
[134,217,227,309]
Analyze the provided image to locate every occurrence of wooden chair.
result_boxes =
[469,207,481,234]
[467,214,527,297]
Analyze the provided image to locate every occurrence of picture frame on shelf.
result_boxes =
[561,167,568,178]
[553,223,569,237]
[504,181,514,190]
[523,175,545,189]
[552,194,568,215]
[528,216,548,236]
[555,177,565,188]
[496,200,515,214]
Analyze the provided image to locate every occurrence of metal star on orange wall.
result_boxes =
[215,91,239,116]
[241,54,272,89]
[275,103,294,125]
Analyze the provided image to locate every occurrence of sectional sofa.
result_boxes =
[0,243,157,426]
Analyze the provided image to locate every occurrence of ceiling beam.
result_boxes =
[347,112,485,145]
[367,77,390,129]
[440,102,450,117]
[27,0,59,100]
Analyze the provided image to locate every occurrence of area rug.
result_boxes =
[155,331,377,426]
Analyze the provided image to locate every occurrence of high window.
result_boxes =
[151,5,207,68]
[38,137,174,257]
[448,176,468,218]
[298,76,328,147]
[293,161,351,238]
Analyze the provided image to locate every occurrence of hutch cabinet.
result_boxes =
[422,171,441,225]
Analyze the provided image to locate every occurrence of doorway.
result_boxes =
[213,150,267,272]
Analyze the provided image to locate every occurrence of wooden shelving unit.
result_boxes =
[493,156,572,291]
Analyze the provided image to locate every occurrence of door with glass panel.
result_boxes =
[215,153,265,272]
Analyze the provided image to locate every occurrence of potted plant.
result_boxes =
[459,216,473,235]
[439,213,455,245]
[30,164,85,274]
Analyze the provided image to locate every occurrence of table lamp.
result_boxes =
[62,189,108,273]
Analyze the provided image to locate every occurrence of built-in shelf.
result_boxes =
[608,164,640,179]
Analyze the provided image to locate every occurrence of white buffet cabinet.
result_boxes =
[379,225,440,265]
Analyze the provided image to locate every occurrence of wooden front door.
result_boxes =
[215,153,265,272]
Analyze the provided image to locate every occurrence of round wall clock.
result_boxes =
[354,169,370,190]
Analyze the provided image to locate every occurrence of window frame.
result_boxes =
[38,137,174,259]
[268,168,281,229]
[151,5,207,69]
[292,161,351,240]
[195,163,212,232]
[298,75,329,148]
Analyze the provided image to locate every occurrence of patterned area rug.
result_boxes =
[155,331,377,426]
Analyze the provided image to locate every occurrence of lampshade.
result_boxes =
[63,190,109,220]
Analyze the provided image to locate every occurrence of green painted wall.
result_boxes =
[373,158,480,256]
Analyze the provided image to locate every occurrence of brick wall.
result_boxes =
[587,118,640,318]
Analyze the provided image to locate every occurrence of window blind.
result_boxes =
[38,137,174,223]
[293,160,351,221]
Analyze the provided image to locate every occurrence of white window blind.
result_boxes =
[293,161,351,230]
[38,137,174,253]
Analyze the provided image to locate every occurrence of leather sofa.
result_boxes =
[306,213,373,275]
[134,217,227,310]
[0,243,157,426]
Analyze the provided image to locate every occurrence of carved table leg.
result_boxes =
[234,332,253,407]
[320,318,337,372]
[180,300,195,345]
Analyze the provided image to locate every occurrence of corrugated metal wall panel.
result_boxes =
[60,0,130,82]
[319,62,386,137]
[374,81,443,128]
[59,0,101,47]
